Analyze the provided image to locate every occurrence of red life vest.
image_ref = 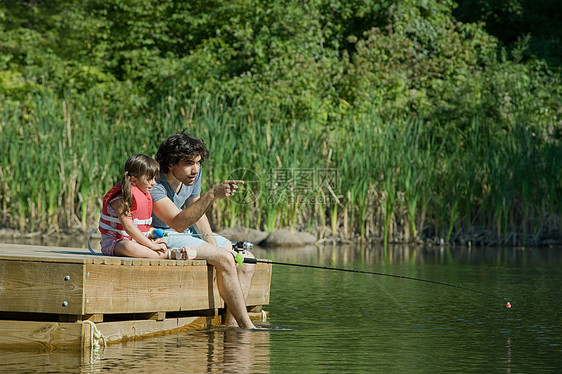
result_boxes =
[99,184,153,240]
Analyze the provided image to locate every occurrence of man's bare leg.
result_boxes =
[225,250,255,326]
[196,242,256,329]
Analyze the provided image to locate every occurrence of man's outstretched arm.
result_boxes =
[152,180,244,233]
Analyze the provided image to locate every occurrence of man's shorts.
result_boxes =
[161,227,230,249]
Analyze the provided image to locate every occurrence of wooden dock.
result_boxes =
[0,243,271,350]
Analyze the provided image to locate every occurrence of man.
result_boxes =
[151,131,257,329]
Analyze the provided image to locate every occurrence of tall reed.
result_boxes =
[1,92,560,246]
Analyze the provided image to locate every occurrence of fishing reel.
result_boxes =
[232,241,253,253]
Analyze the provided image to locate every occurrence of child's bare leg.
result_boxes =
[114,240,168,259]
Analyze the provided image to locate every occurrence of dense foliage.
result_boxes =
[455,0,562,67]
[1,0,561,245]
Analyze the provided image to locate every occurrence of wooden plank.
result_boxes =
[149,311,166,321]
[89,315,222,346]
[83,263,224,314]
[83,314,104,322]
[0,259,85,315]
[249,310,269,323]
[0,243,95,264]
[247,263,272,306]
[0,244,271,318]
[100,257,123,265]
[0,320,84,350]
[0,311,268,350]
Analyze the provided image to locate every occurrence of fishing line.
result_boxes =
[367,274,415,318]
[328,245,415,316]
[242,257,512,308]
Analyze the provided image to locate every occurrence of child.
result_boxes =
[99,154,196,260]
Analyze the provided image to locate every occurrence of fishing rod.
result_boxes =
[240,256,512,308]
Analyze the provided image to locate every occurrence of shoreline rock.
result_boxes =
[260,228,317,248]
[218,226,269,244]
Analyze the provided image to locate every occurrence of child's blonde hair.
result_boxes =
[121,154,159,215]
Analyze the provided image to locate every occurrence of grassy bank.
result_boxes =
[1,94,560,246]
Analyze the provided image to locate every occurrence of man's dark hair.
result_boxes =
[156,131,210,171]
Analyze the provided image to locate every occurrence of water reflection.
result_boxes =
[84,328,271,374]
[0,329,271,373]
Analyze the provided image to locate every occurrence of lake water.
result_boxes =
[1,240,561,373]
